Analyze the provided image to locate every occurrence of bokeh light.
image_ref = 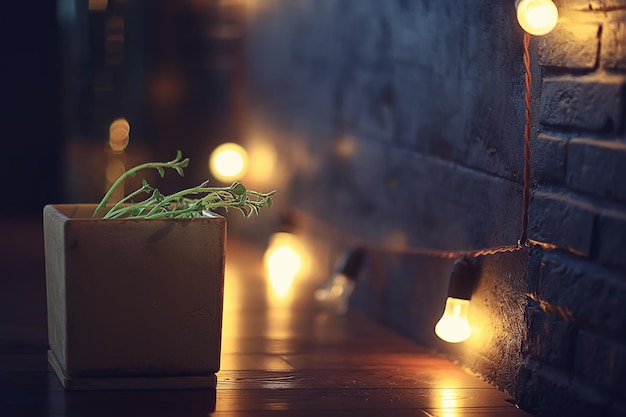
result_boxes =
[264,232,304,299]
[209,142,249,183]
[108,118,130,151]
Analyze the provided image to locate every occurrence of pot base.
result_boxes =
[48,351,218,390]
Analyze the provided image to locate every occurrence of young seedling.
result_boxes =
[92,151,274,219]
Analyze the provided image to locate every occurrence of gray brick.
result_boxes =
[526,303,576,369]
[567,138,626,201]
[527,246,544,294]
[540,75,626,133]
[562,380,611,417]
[602,22,626,71]
[532,133,568,184]
[576,330,626,398]
[516,359,609,417]
[540,252,626,336]
[597,209,626,268]
[516,360,567,416]
[529,191,597,255]
[538,23,599,69]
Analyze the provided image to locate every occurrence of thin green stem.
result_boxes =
[93,151,274,220]
[92,151,188,218]
[102,183,153,219]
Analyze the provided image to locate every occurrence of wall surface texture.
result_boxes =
[242,1,626,416]
[518,1,626,416]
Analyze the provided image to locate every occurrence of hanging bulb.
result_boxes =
[264,232,303,298]
[516,0,558,36]
[434,257,479,343]
[435,297,472,343]
[315,247,366,314]
[209,142,249,183]
[264,213,304,298]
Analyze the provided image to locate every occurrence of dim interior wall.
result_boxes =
[245,0,528,391]
[243,0,626,416]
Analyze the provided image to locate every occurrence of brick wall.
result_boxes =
[241,1,626,416]
[517,1,626,416]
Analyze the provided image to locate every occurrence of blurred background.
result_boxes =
[1,0,249,216]
[2,1,62,215]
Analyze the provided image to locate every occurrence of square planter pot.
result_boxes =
[43,204,226,390]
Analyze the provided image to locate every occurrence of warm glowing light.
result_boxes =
[105,159,125,184]
[267,246,302,278]
[435,297,472,343]
[209,143,249,183]
[109,118,130,151]
[268,265,297,298]
[246,141,277,185]
[440,388,459,417]
[516,0,558,36]
[221,263,243,341]
[104,156,125,204]
[264,233,303,298]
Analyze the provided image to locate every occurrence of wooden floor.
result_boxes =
[0,217,533,416]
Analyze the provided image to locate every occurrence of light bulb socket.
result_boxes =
[447,256,480,300]
[334,246,366,281]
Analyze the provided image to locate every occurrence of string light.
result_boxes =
[209,142,249,183]
[434,257,479,344]
[516,0,558,36]
[314,247,366,314]
[265,234,302,298]
[264,214,305,298]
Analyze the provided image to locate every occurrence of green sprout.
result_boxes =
[92,151,275,219]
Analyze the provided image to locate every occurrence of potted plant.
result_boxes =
[43,151,273,390]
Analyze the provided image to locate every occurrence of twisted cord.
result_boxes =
[377,243,523,259]
[519,31,532,245]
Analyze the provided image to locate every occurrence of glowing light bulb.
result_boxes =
[435,297,472,343]
[516,0,558,36]
[209,143,249,183]
[264,232,303,298]
[267,245,302,279]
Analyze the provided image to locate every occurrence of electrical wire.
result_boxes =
[519,31,532,246]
